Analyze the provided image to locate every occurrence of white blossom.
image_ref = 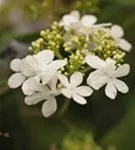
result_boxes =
[24,74,60,118]
[60,10,97,30]
[85,55,130,99]
[8,50,67,89]
[58,72,93,105]
[60,10,111,40]
[110,25,132,52]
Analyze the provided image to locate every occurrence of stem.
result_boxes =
[57,99,71,117]
[60,118,75,131]
[81,66,91,73]
[55,50,63,59]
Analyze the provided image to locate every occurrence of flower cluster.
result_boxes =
[8,11,132,118]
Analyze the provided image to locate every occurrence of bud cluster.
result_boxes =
[91,29,126,63]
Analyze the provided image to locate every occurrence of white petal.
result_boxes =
[114,64,130,78]
[111,25,124,38]
[81,15,97,26]
[60,15,78,26]
[105,82,117,99]
[48,74,58,91]
[35,50,54,65]
[22,77,49,95]
[61,88,72,99]
[70,22,82,31]
[58,74,69,87]
[40,69,56,84]
[87,70,107,90]
[76,86,93,97]
[10,58,21,72]
[85,55,105,69]
[72,94,87,105]
[113,79,129,93]
[42,96,57,118]
[22,78,37,95]
[20,55,38,77]
[8,73,26,89]
[118,39,132,52]
[48,59,67,70]
[63,15,76,24]
[105,58,116,65]
[25,93,45,105]
[70,72,83,87]
[105,58,116,75]
[70,10,80,20]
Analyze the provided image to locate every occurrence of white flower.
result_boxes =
[60,10,111,40]
[85,55,130,99]
[77,15,97,40]
[8,50,67,89]
[24,74,60,118]
[110,25,132,52]
[58,72,93,105]
[60,10,97,30]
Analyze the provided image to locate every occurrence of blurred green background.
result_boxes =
[0,0,135,150]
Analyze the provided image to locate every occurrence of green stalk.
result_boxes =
[57,99,71,117]
[55,50,63,59]
[81,66,91,73]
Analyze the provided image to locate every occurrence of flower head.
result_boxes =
[8,10,132,118]
[85,55,130,99]
[58,72,93,105]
